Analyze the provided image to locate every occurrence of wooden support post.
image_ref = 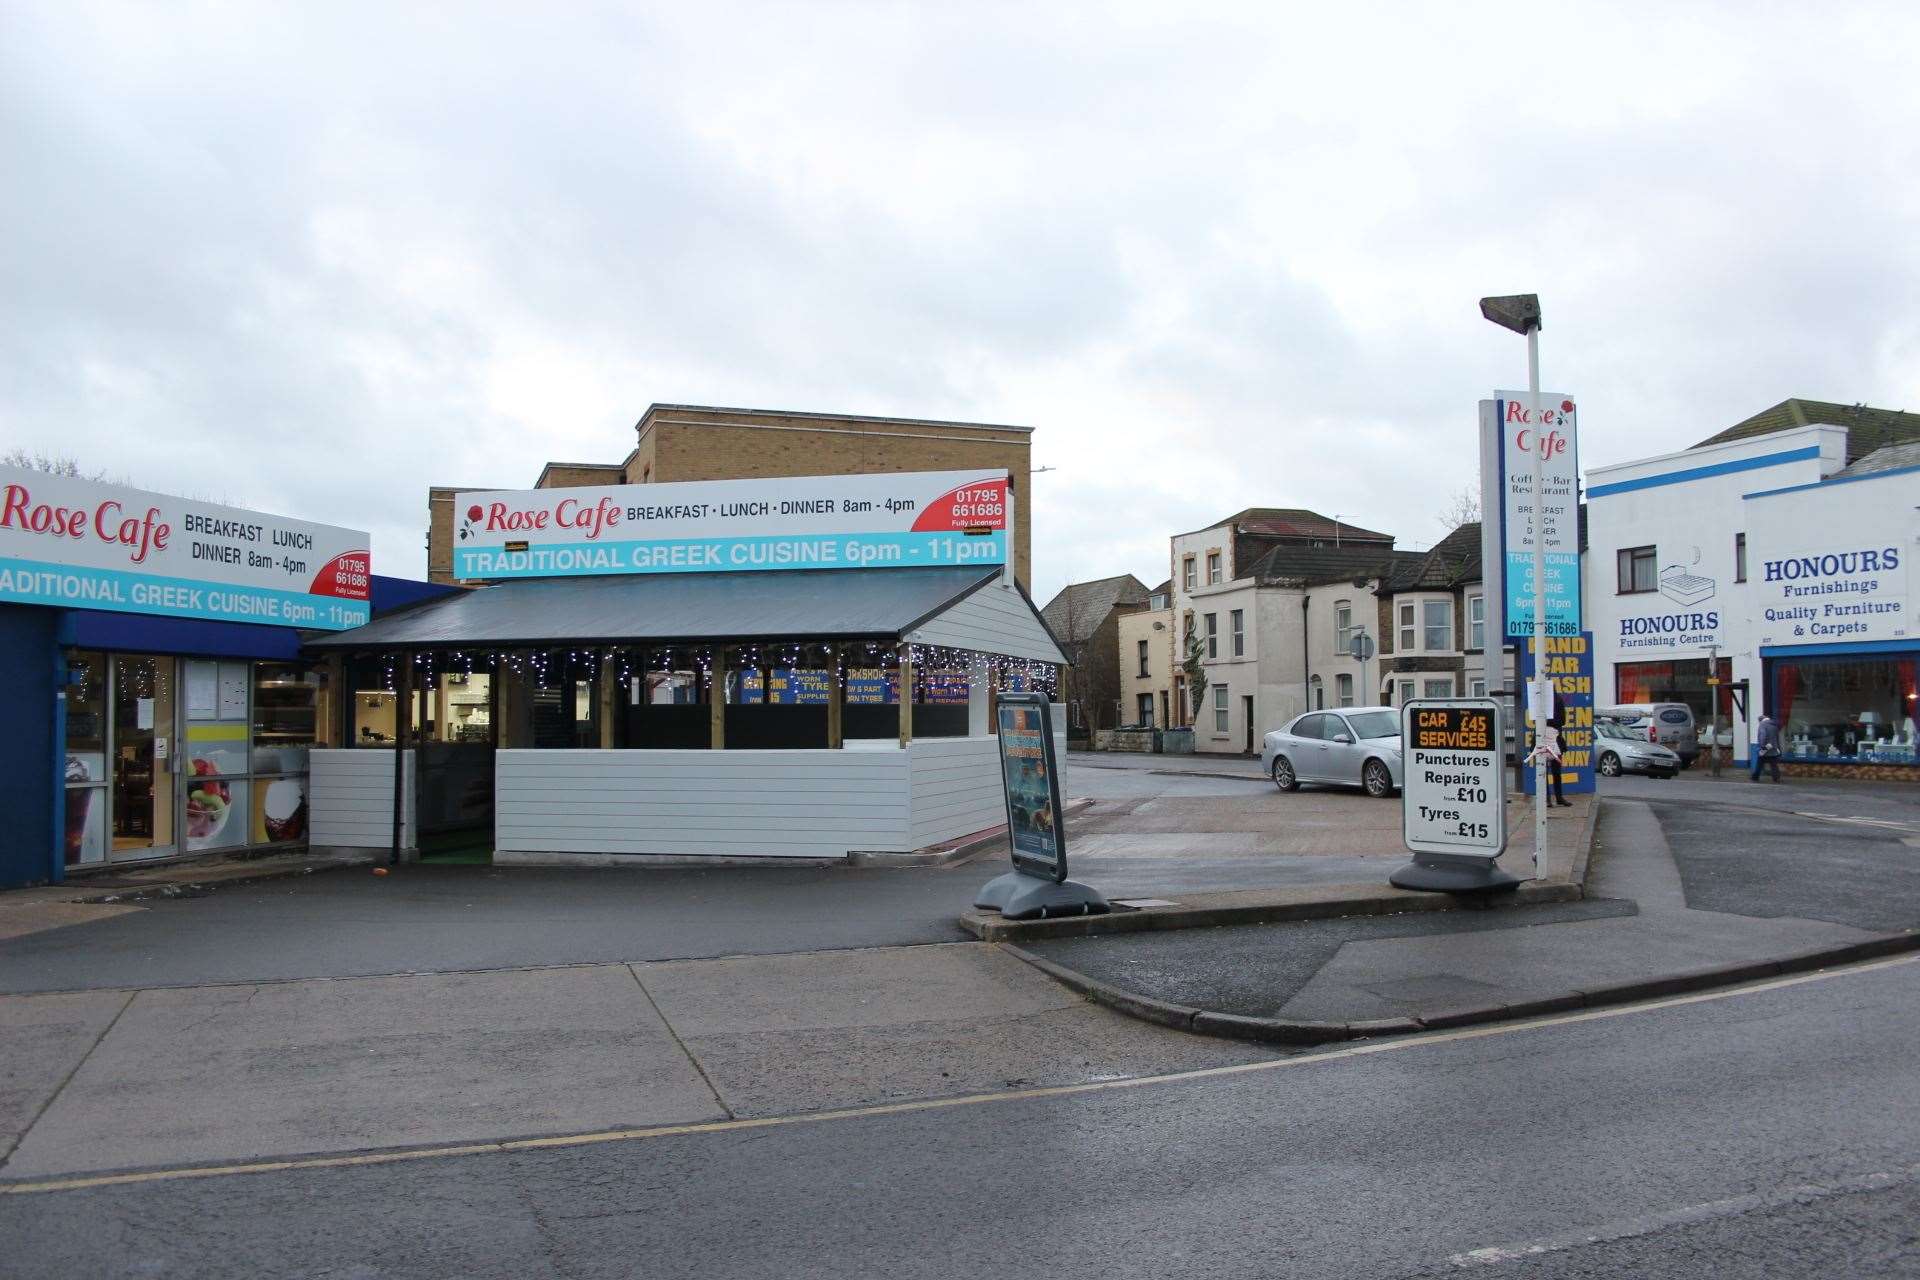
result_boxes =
[709,648,726,751]
[897,642,914,749]
[598,649,616,748]
[827,643,844,749]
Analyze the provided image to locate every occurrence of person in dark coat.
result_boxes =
[1751,712,1783,782]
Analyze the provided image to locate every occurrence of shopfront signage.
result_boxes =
[453,470,1010,580]
[1756,543,1908,644]
[1490,392,1582,640]
[0,467,371,630]
[996,693,1068,882]
[1401,699,1507,858]
[1519,632,1596,796]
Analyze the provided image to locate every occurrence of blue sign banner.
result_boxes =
[1519,631,1596,796]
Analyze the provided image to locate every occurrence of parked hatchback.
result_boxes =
[1597,703,1699,768]
[1262,706,1404,798]
[1594,721,1682,778]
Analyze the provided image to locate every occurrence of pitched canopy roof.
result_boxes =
[304,566,1046,654]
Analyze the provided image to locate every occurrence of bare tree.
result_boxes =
[1436,484,1480,533]
[3,449,105,480]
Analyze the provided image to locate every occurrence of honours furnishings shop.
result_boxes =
[299,468,1067,865]
[1585,402,1920,778]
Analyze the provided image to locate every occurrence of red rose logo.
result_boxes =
[1561,400,1574,414]
[466,505,483,522]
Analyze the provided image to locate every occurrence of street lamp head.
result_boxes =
[1479,293,1542,335]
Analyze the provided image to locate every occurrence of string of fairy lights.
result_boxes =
[366,642,1059,699]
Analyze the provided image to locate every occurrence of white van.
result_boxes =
[1596,703,1699,768]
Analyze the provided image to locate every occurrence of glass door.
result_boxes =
[63,651,110,867]
[109,655,178,861]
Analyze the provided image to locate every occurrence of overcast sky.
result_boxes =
[4,2,1918,603]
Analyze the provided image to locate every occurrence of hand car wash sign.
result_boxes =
[0,466,371,630]
[453,470,1010,579]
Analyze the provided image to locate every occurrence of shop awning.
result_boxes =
[304,566,1066,663]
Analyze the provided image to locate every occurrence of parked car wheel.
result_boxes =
[1363,759,1393,798]
[1598,752,1623,777]
[1272,756,1298,792]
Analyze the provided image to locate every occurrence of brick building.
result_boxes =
[429,404,1034,589]
[1041,574,1151,737]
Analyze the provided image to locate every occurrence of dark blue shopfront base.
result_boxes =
[0,575,453,889]
[0,606,62,891]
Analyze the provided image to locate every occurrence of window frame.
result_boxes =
[1334,599,1353,655]
[1398,601,1416,651]
[1735,532,1747,584]
[1230,608,1245,657]
[1182,556,1196,592]
[1335,673,1354,707]
[1205,612,1218,659]
[1137,639,1150,678]
[1206,551,1222,585]
[1422,598,1453,652]
[1467,593,1485,651]
[1617,545,1658,594]
[1212,682,1229,733]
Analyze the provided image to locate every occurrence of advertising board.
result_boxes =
[0,467,371,630]
[1487,392,1581,640]
[1519,632,1597,796]
[1400,699,1507,859]
[453,470,1009,580]
[1748,472,1915,647]
[996,692,1067,882]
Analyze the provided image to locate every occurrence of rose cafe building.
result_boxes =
[0,465,454,889]
[297,468,1067,865]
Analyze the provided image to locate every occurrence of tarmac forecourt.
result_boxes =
[5,954,1913,1198]
[993,793,1920,1045]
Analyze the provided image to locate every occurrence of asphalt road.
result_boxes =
[6,955,1915,1279]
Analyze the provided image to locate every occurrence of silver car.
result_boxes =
[1594,721,1681,778]
[1261,706,1405,798]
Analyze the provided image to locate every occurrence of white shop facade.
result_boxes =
[1586,423,1919,775]
[301,469,1068,863]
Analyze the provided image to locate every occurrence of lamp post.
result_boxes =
[1479,293,1547,880]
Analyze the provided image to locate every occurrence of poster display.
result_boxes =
[996,693,1067,882]
[253,777,309,845]
[1400,700,1507,858]
[63,753,107,866]
[0,465,370,629]
[1519,632,1597,796]
[453,470,1010,580]
[184,777,248,852]
[1488,392,1581,640]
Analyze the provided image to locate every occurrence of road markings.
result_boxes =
[1793,810,1917,833]
[3,954,1915,1198]
[1448,1163,1920,1268]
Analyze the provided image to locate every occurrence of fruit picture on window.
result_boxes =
[185,757,231,840]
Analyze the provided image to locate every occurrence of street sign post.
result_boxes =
[1390,699,1518,893]
[972,693,1109,920]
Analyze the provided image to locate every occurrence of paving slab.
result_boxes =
[0,989,131,1163]
[635,944,1278,1116]
[2,965,724,1178]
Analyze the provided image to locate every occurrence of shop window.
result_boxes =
[1615,657,1734,725]
[727,642,836,748]
[844,643,903,741]
[1423,600,1452,651]
[1468,594,1485,650]
[1774,656,1917,762]
[1212,684,1229,733]
[181,659,247,854]
[62,651,108,867]
[1735,532,1747,583]
[253,662,333,772]
[1205,613,1218,658]
[347,655,402,747]
[1398,602,1416,651]
[1206,551,1222,585]
[492,650,601,748]
[1230,609,1245,657]
[614,645,713,749]
[1617,545,1657,594]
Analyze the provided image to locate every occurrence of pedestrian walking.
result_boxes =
[1751,712,1783,782]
